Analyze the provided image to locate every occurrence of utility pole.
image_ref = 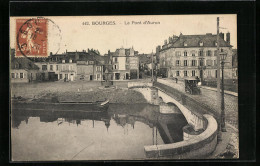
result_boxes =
[217,17,221,103]
[216,17,222,142]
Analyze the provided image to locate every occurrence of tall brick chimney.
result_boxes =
[226,32,230,45]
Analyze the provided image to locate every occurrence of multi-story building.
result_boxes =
[34,49,105,81]
[158,32,233,81]
[10,49,39,83]
[110,48,139,80]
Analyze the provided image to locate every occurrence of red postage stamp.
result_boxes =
[16,18,48,57]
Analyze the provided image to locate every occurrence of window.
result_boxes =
[214,50,218,56]
[206,60,212,66]
[184,71,187,77]
[16,73,19,78]
[184,42,187,46]
[42,65,47,71]
[114,65,117,70]
[97,66,101,71]
[97,74,100,79]
[215,70,218,78]
[207,50,211,56]
[208,70,211,77]
[192,60,196,66]
[192,51,195,56]
[176,71,179,76]
[184,60,188,66]
[199,42,203,46]
[184,51,187,56]
[114,57,118,63]
[60,74,63,79]
[176,60,180,66]
[50,65,53,71]
[192,70,195,76]
[199,50,203,56]
[56,65,58,70]
[15,63,20,69]
[20,73,24,78]
[200,59,204,66]
[11,73,15,78]
[176,51,181,56]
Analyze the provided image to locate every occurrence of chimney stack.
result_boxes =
[226,32,230,45]
[219,32,224,40]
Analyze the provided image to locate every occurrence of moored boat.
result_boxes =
[11,98,109,112]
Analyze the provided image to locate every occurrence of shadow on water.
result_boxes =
[12,103,188,144]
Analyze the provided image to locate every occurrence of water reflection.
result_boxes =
[11,104,188,160]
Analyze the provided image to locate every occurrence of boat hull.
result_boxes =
[11,101,109,112]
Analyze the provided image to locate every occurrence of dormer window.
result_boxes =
[184,42,187,47]
[15,63,20,69]
[199,42,204,46]
[215,41,218,46]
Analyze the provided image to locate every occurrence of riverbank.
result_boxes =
[11,81,148,104]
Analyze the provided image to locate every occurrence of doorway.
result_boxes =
[90,75,93,80]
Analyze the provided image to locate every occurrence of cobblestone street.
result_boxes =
[156,78,238,129]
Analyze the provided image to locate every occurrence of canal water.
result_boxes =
[11,103,188,161]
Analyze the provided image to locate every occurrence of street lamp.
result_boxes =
[220,51,227,132]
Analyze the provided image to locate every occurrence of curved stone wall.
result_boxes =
[144,114,218,159]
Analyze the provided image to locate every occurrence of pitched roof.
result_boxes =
[11,57,39,70]
[161,33,232,51]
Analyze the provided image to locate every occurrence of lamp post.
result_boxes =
[220,51,227,132]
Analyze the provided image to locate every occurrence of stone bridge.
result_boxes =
[128,82,204,131]
[128,82,218,158]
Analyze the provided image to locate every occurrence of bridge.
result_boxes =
[128,81,218,159]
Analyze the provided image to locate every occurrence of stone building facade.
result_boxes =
[110,48,139,80]
[10,49,39,83]
[158,33,233,81]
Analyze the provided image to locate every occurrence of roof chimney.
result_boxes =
[226,32,230,45]
[219,32,224,40]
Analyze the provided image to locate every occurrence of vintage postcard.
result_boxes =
[10,15,238,161]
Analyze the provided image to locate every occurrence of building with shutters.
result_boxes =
[157,32,233,82]
[109,48,139,80]
[10,49,39,83]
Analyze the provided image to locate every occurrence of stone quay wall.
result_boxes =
[144,114,218,159]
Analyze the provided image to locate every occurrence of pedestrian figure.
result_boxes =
[175,78,178,83]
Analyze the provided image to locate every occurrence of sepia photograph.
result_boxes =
[10,14,239,161]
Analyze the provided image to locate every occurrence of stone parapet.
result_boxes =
[144,114,218,159]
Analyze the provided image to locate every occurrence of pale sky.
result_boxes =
[10,14,237,55]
